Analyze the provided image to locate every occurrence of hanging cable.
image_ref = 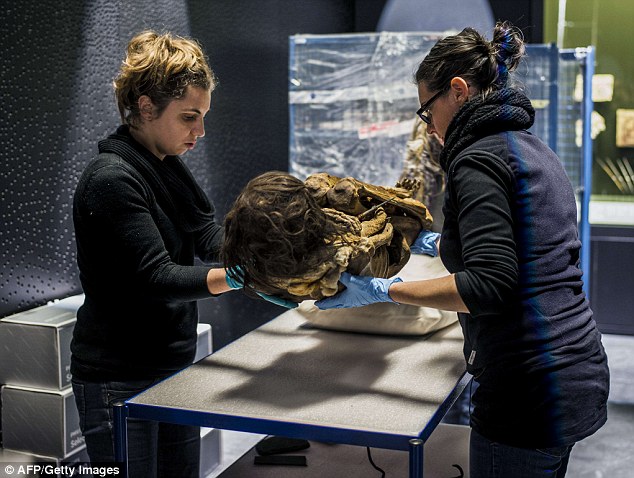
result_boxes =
[451,464,465,477]
[366,447,386,477]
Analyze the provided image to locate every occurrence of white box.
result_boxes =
[195,323,213,362]
[0,446,90,478]
[1,385,84,458]
[0,306,75,390]
[199,427,221,478]
[0,447,89,478]
[47,294,85,314]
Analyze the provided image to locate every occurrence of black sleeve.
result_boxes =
[194,222,224,263]
[451,153,519,317]
[78,163,212,302]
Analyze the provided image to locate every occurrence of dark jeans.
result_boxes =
[72,377,200,478]
[470,428,573,478]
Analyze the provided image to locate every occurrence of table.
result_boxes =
[113,310,469,477]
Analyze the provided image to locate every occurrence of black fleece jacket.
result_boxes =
[71,127,223,381]
[439,89,609,448]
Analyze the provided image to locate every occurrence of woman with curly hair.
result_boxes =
[317,22,609,477]
[71,30,290,476]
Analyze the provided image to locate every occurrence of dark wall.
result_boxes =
[0,0,364,350]
[488,0,544,43]
[0,0,198,314]
[0,1,118,313]
[0,0,543,349]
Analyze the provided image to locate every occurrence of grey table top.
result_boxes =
[129,310,466,446]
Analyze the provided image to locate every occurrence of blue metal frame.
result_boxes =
[548,43,560,153]
[577,47,595,298]
[554,47,594,298]
[112,371,471,477]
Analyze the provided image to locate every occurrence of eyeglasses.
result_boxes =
[416,89,445,124]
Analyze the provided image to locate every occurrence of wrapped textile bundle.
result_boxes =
[223,171,432,302]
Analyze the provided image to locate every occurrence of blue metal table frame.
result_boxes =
[113,310,469,477]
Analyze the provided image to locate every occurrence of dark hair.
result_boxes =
[415,21,525,97]
[222,171,342,296]
[114,30,217,126]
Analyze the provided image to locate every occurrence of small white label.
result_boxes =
[468,350,477,365]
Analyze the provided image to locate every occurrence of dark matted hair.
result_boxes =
[222,171,342,294]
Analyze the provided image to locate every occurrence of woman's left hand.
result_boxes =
[410,230,440,256]
[315,272,402,310]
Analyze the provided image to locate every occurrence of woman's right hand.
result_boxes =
[225,266,298,308]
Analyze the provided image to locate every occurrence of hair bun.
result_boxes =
[414,21,526,94]
[491,21,525,72]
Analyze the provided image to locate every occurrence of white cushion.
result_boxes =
[298,254,458,336]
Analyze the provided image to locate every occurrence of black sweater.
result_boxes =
[439,89,609,448]
[71,127,223,381]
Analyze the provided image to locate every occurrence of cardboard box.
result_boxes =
[1,385,84,458]
[199,427,221,478]
[0,306,75,390]
[195,323,213,362]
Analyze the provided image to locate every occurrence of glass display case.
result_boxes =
[545,0,634,223]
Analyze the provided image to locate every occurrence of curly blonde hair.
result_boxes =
[113,30,217,126]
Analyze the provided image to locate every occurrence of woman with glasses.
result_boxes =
[317,21,609,478]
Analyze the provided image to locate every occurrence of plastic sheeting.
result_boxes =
[289,32,446,187]
[289,34,587,193]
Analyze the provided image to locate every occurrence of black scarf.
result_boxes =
[98,125,215,233]
[439,88,535,172]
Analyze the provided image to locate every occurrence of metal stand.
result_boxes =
[409,438,424,477]
[113,401,129,477]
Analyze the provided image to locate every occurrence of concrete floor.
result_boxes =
[208,333,634,477]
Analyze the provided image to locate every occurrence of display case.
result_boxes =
[544,0,634,334]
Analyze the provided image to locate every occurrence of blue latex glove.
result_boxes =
[225,266,246,290]
[254,291,298,309]
[225,266,298,309]
[315,272,402,310]
[410,230,440,257]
